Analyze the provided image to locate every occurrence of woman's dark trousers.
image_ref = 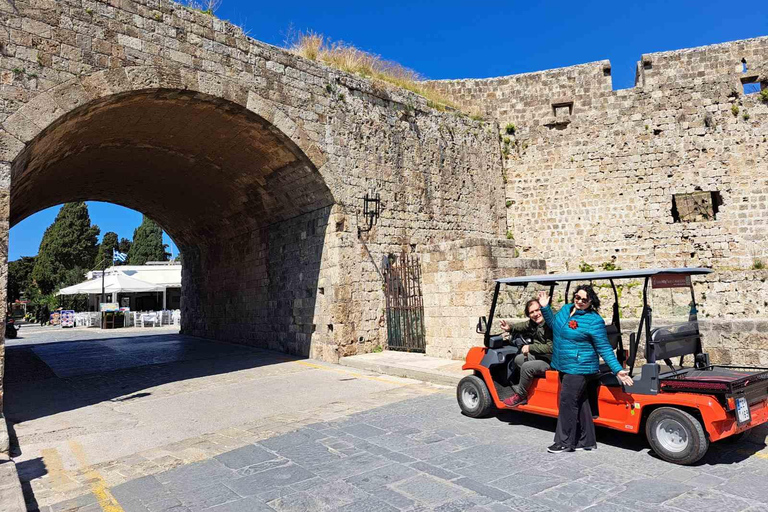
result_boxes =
[554,372,597,449]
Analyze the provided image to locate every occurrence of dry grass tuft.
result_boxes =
[287,31,459,112]
[180,0,222,15]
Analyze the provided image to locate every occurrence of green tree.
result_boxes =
[95,231,119,267]
[8,256,36,302]
[128,216,169,265]
[32,202,100,294]
[118,237,132,256]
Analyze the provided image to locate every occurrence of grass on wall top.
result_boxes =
[288,31,460,113]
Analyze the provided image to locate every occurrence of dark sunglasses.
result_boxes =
[573,295,591,303]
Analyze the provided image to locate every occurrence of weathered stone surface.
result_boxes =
[0,0,765,412]
[0,0,507,412]
[421,238,545,359]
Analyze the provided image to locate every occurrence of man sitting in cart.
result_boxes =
[499,298,553,407]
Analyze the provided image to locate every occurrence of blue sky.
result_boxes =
[8,0,767,260]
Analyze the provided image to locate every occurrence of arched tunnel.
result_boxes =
[10,89,336,356]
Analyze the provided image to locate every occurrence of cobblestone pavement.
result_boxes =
[42,392,768,512]
[3,327,432,510]
[7,326,768,512]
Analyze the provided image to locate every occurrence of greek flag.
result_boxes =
[113,249,128,263]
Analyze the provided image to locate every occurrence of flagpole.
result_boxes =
[101,256,106,307]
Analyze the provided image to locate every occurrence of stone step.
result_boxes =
[339,351,471,387]
[0,458,25,512]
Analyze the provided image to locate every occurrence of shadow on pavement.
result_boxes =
[3,333,302,425]
[491,407,768,465]
[14,458,45,512]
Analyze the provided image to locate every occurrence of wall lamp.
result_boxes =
[358,189,381,233]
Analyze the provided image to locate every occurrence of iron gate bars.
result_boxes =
[384,251,426,352]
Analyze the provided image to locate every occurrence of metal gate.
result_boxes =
[384,251,426,352]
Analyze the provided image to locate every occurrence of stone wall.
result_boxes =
[430,36,768,279]
[420,238,545,359]
[0,0,510,412]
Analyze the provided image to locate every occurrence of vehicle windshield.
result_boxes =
[647,275,700,349]
[496,280,632,328]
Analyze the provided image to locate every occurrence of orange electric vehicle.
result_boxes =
[457,268,768,465]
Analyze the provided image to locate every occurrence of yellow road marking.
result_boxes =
[294,360,412,384]
[736,448,768,460]
[40,448,70,488]
[68,441,125,512]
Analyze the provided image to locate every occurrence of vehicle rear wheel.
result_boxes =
[457,375,493,418]
[646,407,709,465]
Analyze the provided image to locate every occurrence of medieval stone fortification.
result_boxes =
[0,0,765,411]
[430,37,768,363]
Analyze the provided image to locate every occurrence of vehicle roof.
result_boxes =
[497,267,713,284]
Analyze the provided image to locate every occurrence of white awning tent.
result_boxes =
[58,273,165,295]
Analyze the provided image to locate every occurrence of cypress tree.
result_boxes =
[128,216,169,265]
[31,202,100,294]
[8,256,36,302]
[118,237,132,256]
[95,231,120,267]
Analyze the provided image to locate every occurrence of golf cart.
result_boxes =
[457,268,768,465]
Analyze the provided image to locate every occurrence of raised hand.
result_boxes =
[617,370,634,386]
[499,319,511,332]
[537,290,550,308]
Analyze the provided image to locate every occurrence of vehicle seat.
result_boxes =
[598,369,620,387]
[605,324,621,349]
[596,324,623,384]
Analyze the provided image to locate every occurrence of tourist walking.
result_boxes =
[39,304,50,326]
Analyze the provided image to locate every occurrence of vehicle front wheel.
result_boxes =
[646,407,709,465]
[457,375,493,418]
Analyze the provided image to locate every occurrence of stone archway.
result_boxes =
[0,67,340,409]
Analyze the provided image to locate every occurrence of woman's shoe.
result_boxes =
[574,445,596,451]
[547,443,574,454]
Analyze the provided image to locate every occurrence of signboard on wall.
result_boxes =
[100,303,120,312]
[651,274,691,289]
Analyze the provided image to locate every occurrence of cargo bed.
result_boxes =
[660,366,768,405]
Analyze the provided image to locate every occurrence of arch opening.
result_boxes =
[10,89,335,357]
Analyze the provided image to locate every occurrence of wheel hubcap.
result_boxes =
[656,418,689,453]
[462,387,479,409]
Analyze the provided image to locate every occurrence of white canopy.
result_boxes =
[58,274,165,295]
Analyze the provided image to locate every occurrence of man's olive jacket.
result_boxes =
[506,320,554,361]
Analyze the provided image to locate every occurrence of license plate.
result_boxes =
[735,397,751,425]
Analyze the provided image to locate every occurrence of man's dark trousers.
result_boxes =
[511,354,550,397]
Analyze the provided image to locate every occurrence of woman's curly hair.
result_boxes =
[573,284,600,312]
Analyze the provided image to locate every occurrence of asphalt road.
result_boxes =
[4,325,768,512]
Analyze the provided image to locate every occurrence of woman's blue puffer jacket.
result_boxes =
[541,303,623,375]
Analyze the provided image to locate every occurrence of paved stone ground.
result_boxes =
[42,392,768,512]
[7,325,768,512]
[3,326,432,510]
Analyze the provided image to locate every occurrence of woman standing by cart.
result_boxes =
[538,286,633,453]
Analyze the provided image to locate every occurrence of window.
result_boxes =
[740,59,762,95]
[742,76,761,95]
[671,191,722,223]
[552,102,573,119]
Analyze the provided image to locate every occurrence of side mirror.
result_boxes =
[476,316,488,334]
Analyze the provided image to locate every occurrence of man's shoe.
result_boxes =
[502,394,527,407]
[547,443,573,454]
[574,445,596,451]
